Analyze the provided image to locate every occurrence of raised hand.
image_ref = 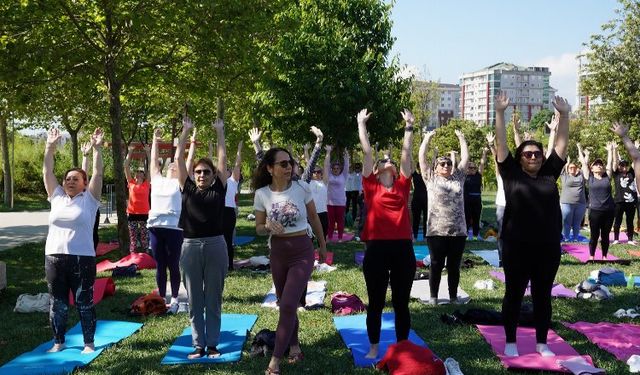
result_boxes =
[357,109,372,125]
[486,132,495,145]
[310,125,323,142]
[46,128,62,146]
[495,91,510,111]
[324,145,333,153]
[248,127,263,143]
[237,141,243,152]
[425,129,436,142]
[513,113,521,130]
[91,128,104,148]
[454,129,465,140]
[183,114,194,132]
[80,141,92,156]
[552,96,570,114]
[611,122,629,138]
[212,118,224,131]
[303,143,311,152]
[523,131,533,141]
[545,111,560,132]
[401,108,415,124]
[153,127,163,139]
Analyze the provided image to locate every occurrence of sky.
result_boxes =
[388,0,620,105]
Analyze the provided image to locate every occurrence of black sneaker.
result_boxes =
[207,346,221,358]
[187,347,205,359]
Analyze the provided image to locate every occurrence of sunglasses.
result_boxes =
[521,151,543,159]
[275,160,293,168]
[438,160,453,167]
[313,170,323,174]
[194,169,212,176]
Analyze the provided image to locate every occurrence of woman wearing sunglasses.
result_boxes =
[253,145,327,375]
[494,91,570,358]
[176,114,228,360]
[418,128,469,305]
[356,108,415,360]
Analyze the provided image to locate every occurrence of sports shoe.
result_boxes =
[612,240,620,245]
[629,240,637,246]
[428,297,438,305]
[206,346,221,358]
[168,302,179,314]
[187,347,205,359]
[177,302,189,313]
[444,357,464,375]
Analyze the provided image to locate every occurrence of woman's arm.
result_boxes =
[231,141,243,182]
[606,142,613,176]
[513,113,523,148]
[486,132,499,176]
[186,128,197,174]
[418,130,436,181]
[302,126,323,183]
[81,141,92,174]
[611,122,640,182]
[143,144,151,182]
[176,115,194,188]
[213,118,227,188]
[494,92,510,162]
[552,96,570,160]
[323,145,332,185]
[356,109,374,177]
[478,147,488,175]
[400,109,415,178]
[342,149,350,179]
[43,128,62,197]
[455,129,469,171]
[87,128,104,200]
[150,128,162,178]
[248,127,264,163]
[545,111,559,158]
[576,143,590,180]
[306,200,328,262]
[124,146,133,182]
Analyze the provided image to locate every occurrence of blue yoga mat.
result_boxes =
[414,245,429,261]
[0,320,142,375]
[625,275,640,286]
[234,236,255,246]
[333,313,428,368]
[161,313,257,364]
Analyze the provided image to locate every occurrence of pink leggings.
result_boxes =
[270,235,314,358]
[327,205,346,240]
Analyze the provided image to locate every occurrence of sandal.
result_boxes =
[287,351,304,364]
[265,367,280,375]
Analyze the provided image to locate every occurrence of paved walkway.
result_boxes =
[0,211,117,252]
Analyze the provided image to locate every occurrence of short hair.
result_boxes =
[514,140,545,164]
[63,168,88,184]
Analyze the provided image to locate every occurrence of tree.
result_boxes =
[529,108,554,132]
[581,0,640,132]
[411,81,440,129]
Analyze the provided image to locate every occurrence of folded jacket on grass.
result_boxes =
[564,321,640,362]
[96,252,157,273]
[0,320,142,375]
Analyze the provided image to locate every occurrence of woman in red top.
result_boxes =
[124,146,151,253]
[357,108,415,360]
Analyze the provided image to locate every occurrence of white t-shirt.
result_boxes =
[309,180,328,213]
[345,172,363,192]
[225,176,239,208]
[495,174,506,207]
[45,186,100,256]
[147,176,182,229]
[254,181,313,234]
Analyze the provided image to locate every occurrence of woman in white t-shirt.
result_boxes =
[42,127,104,354]
[253,147,327,375]
[223,142,243,271]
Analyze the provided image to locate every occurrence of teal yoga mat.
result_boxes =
[0,320,142,375]
[161,313,257,364]
[414,245,429,261]
[333,313,428,368]
[234,235,255,246]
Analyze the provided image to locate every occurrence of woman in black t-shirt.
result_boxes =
[464,148,488,241]
[494,91,570,358]
[611,155,637,245]
[611,122,640,243]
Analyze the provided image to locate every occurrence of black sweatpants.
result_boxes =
[613,201,636,241]
[426,236,466,300]
[363,240,415,344]
[589,208,615,257]
[411,199,427,239]
[464,196,482,236]
[502,240,560,344]
[346,191,360,219]
[223,207,237,271]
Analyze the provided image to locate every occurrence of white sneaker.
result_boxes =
[612,240,620,245]
[444,357,464,375]
[168,302,179,314]
[629,240,637,246]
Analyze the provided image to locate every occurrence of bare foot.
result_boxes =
[365,343,379,359]
[47,343,65,353]
[81,343,95,354]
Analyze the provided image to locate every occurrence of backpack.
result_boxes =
[331,292,366,315]
[130,293,167,316]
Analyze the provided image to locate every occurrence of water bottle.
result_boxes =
[629,273,635,289]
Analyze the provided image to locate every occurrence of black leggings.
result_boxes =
[346,191,360,219]
[411,199,427,239]
[502,240,560,344]
[45,254,96,345]
[317,211,328,239]
[613,202,636,241]
[363,240,415,344]
[589,208,615,257]
[222,207,237,271]
[465,196,482,236]
[426,236,466,299]
[93,209,100,251]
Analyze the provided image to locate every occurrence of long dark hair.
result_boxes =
[252,148,296,190]
[514,140,545,165]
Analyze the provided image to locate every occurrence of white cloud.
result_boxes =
[531,52,579,104]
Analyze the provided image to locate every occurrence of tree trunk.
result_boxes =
[64,116,80,167]
[0,113,12,207]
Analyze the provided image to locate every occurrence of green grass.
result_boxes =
[0,192,638,374]
[0,194,49,212]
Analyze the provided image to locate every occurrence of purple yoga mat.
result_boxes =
[327,232,355,243]
[609,232,628,242]
[564,321,640,361]
[355,251,364,266]
[489,271,576,298]
[477,325,594,373]
[562,243,619,262]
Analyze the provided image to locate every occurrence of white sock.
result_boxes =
[170,297,179,305]
[504,342,519,357]
[536,343,555,357]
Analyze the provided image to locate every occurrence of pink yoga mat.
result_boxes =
[489,271,576,298]
[564,321,640,361]
[314,250,334,265]
[327,232,355,243]
[477,325,594,372]
[69,277,116,305]
[96,252,157,273]
[609,232,628,242]
[562,244,619,262]
[96,242,119,256]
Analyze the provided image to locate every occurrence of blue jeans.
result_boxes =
[561,203,587,240]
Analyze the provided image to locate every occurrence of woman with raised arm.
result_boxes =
[609,135,638,246]
[252,145,327,375]
[176,114,228,360]
[43,127,103,354]
[81,142,101,252]
[559,136,587,242]
[146,128,184,314]
[357,109,415,360]
[325,146,349,241]
[577,142,615,260]
[419,128,469,305]
[612,122,640,212]
[494,91,569,358]
[223,141,243,271]
[124,144,151,253]
[464,146,487,241]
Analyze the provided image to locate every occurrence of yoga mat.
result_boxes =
[333,313,429,368]
[234,235,255,246]
[477,325,594,373]
[471,250,500,267]
[489,271,576,298]
[609,232,628,242]
[355,251,364,266]
[410,277,470,304]
[95,242,119,256]
[626,275,640,286]
[69,277,116,306]
[262,280,327,309]
[0,320,142,375]
[161,313,257,364]
[564,321,640,361]
[629,249,640,257]
[96,252,157,273]
[314,250,334,265]
[327,232,355,243]
[562,243,619,263]
[413,245,429,261]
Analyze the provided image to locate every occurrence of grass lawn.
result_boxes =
[0,191,638,374]
[0,194,49,212]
